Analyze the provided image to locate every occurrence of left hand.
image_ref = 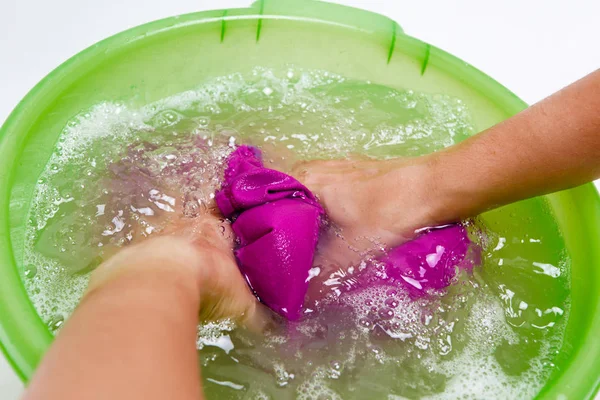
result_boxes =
[88,210,271,331]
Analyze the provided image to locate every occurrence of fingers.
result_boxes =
[239,301,279,334]
[291,161,345,188]
[291,159,375,183]
[161,211,234,255]
[199,282,278,334]
[189,217,234,252]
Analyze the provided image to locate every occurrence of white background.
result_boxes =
[0,0,598,398]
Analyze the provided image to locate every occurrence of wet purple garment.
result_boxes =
[216,146,324,320]
[216,145,473,319]
[381,225,472,296]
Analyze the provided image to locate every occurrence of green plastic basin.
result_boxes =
[0,1,599,398]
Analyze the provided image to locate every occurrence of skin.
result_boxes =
[293,69,600,248]
[24,69,599,399]
[24,214,269,400]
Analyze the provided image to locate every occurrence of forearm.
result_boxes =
[426,69,600,223]
[24,259,203,400]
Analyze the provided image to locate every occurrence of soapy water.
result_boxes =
[21,67,569,399]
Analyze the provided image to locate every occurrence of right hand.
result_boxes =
[291,156,449,307]
[292,156,443,251]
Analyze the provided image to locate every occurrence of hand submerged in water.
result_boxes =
[291,156,442,250]
[89,210,269,331]
[28,209,264,400]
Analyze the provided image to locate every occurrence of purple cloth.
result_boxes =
[381,225,472,296]
[216,146,324,320]
[216,145,474,320]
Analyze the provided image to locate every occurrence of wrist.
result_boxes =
[420,153,453,224]
[368,157,446,238]
[86,237,205,312]
[386,153,463,231]
[422,148,483,225]
[84,265,201,319]
[407,155,453,227]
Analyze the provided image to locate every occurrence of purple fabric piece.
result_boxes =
[381,225,472,296]
[216,145,474,319]
[216,146,324,320]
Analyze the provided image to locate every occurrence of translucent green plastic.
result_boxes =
[0,0,598,398]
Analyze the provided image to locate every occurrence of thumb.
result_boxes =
[238,301,279,334]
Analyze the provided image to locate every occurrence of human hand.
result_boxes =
[88,212,269,331]
[34,213,257,400]
[292,156,442,251]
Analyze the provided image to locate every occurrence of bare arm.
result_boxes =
[24,238,205,400]
[294,69,600,247]
[24,216,263,400]
[428,68,600,223]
